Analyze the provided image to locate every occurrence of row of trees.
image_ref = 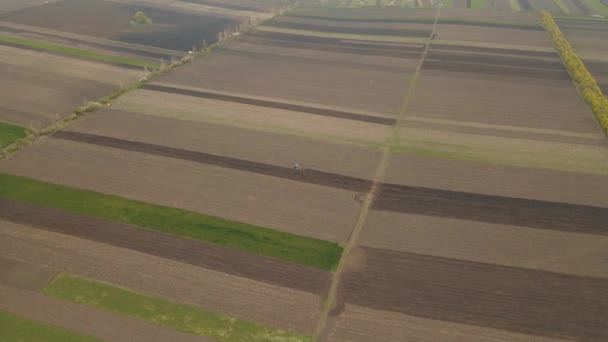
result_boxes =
[540,12,608,135]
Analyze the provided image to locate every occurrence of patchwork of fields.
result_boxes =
[1,2,608,342]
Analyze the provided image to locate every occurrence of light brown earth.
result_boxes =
[439,8,541,25]
[0,0,63,14]
[0,256,56,291]
[0,221,321,334]
[321,304,565,342]
[435,24,552,47]
[0,138,362,242]
[70,108,381,180]
[0,45,143,127]
[359,211,608,279]
[111,88,392,146]
[384,153,608,205]
[157,46,411,114]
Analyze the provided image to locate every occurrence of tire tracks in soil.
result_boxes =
[309,7,442,342]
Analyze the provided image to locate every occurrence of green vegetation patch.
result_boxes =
[584,0,608,16]
[0,35,159,69]
[132,10,152,25]
[0,310,102,342]
[470,0,486,9]
[0,121,28,147]
[44,274,311,342]
[0,172,342,270]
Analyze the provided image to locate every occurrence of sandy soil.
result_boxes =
[70,109,381,180]
[408,70,600,133]
[322,303,565,342]
[0,285,214,342]
[360,211,608,279]
[157,44,411,115]
[0,221,321,334]
[338,246,608,341]
[384,153,608,206]
[111,88,392,146]
[0,138,362,242]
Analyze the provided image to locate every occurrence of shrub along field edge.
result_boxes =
[0,172,343,270]
[541,11,608,136]
[44,274,311,342]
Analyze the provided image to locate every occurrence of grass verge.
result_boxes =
[0,121,29,147]
[0,35,159,69]
[44,274,311,342]
[584,0,608,16]
[0,310,102,342]
[470,0,486,8]
[0,172,342,270]
[553,0,572,14]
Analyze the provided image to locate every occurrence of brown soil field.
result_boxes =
[0,256,56,291]
[338,247,608,341]
[439,8,540,25]
[221,40,419,70]
[53,131,372,192]
[289,7,438,21]
[0,285,214,342]
[111,88,392,146]
[157,42,411,114]
[384,154,608,206]
[453,0,468,8]
[0,0,241,51]
[360,211,608,279]
[141,83,395,125]
[246,30,425,59]
[268,15,433,37]
[0,199,330,294]
[0,0,63,14]
[557,19,608,58]
[486,0,512,10]
[0,138,362,242]
[0,221,321,333]
[435,24,551,47]
[407,70,600,132]
[0,45,143,127]
[322,303,564,342]
[70,108,381,180]
[562,0,593,13]
[177,0,279,13]
[372,182,608,234]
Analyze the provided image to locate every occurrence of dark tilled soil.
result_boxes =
[422,60,569,80]
[339,247,608,341]
[177,0,272,13]
[267,21,431,37]
[52,131,373,192]
[519,0,533,11]
[426,50,564,70]
[140,83,396,125]
[0,199,331,295]
[372,183,608,234]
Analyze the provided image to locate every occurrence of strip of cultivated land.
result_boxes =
[0,310,103,342]
[0,121,28,147]
[0,172,342,270]
[0,222,321,334]
[44,274,311,342]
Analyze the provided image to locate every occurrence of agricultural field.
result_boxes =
[1,3,608,342]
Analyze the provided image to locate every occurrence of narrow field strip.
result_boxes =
[0,199,330,294]
[0,172,343,270]
[0,121,28,147]
[0,310,102,342]
[53,131,372,192]
[0,35,159,69]
[554,0,572,13]
[584,0,608,15]
[373,183,608,234]
[255,25,428,44]
[471,0,487,8]
[140,84,395,125]
[44,274,311,342]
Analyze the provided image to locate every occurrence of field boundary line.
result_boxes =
[310,7,442,341]
[0,8,291,161]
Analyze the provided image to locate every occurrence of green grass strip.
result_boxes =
[470,0,487,8]
[0,121,28,147]
[0,172,342,270]
[0,310,103,342]
[0,35,159,69]
[44,274,311,342]
[584,0,608,16]
[553,0,572,13]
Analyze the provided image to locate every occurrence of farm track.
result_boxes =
[339,247,608,341]
[373,183,608,234]
[267,21,431,37]
[140,83,396,125]
[0,199,331,295]
[52,131,373,192]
